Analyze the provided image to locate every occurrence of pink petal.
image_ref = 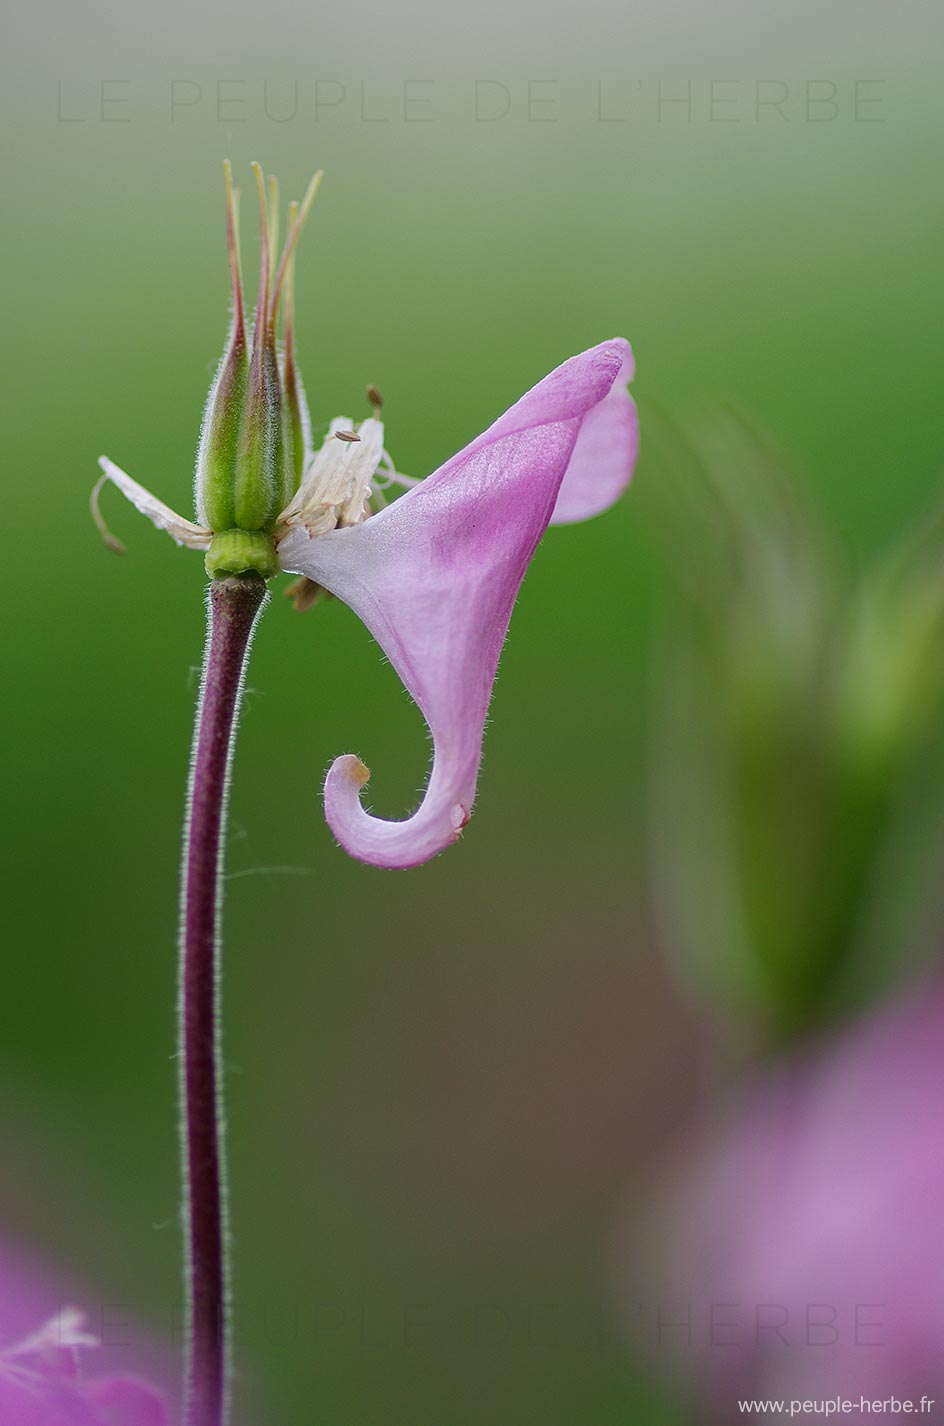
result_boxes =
[84,1375,167,1426]
[0,1376,93,1426]
[549,347,637,524]
[0,1368,167,1426]
[278,339,634,869]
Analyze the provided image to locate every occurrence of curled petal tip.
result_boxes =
[323,751,461,869]
[338,753,370,789]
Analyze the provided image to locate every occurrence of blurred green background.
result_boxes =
[2,1,942,1421]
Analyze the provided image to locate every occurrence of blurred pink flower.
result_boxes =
[666,978,944,1414]
[0,1241,167,1426]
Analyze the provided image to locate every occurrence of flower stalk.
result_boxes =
[179,574,268,1426]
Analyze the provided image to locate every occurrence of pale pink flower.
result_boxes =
[100,338,637,868]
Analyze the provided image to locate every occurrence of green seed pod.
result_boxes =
[194,162,323,574]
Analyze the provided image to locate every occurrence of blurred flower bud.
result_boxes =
[836,514,944,782]
[645,411,944,1047]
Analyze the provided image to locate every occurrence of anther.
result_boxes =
[335,430,361,443]
[366,384,384,410]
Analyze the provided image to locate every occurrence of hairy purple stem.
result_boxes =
[179,574,268,1426]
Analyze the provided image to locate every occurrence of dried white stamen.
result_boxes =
[277,417,386,537]
[94,458,212,553]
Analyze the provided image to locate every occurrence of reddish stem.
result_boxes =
[180,574,267,1426]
